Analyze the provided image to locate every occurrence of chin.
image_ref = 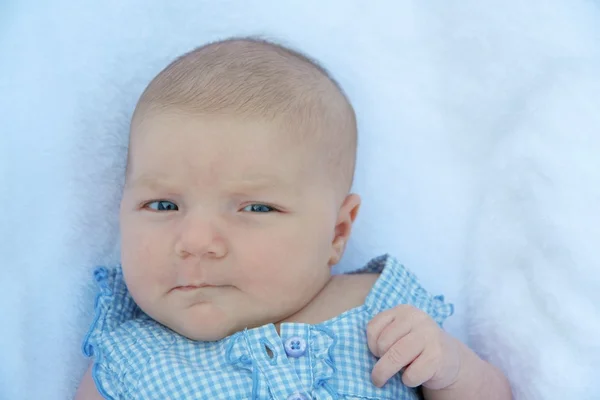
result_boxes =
[174,317,236,342]
[185,329,231,342]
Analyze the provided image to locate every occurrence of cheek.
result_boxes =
[232,221,330,291]
[120,217,173,288]
[121,222,155,265]
[229,232,288,293]
[122,213,170,253]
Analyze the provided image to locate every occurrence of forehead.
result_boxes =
[127,111,315,187]
[131,110,301,151]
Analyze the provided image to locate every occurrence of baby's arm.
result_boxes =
[367,305,512,400]
[74,364,105,400]
[421,336,512,400]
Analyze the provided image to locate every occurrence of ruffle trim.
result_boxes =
[310,325,338,398]
[81,266,140,400]
[364,254,455,326]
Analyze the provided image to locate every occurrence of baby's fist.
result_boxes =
[366,304,460,390]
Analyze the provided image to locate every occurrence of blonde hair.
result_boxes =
[131,37,357,194]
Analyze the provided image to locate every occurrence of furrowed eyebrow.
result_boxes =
[125,173,295,194]
[235,176,283,188]
[125,175,179,191]
[224,174,296,194]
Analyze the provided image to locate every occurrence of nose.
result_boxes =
[174,211,227,260]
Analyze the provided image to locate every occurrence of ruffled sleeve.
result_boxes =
[364,255,454,326]
[82,266,140,400]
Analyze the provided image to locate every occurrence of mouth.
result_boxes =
[171,284,214,292]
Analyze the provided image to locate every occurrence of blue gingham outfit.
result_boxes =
[82,254,453,399]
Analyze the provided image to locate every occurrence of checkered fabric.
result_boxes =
[82,255,453,399]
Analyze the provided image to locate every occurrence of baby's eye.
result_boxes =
[242,204,276,213]
[144,200,179,211]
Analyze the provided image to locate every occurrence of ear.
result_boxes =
[328,193,361,266]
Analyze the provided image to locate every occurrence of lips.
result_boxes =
[171,284,213,292]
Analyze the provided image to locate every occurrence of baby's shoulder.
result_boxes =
[284,273,379,325]
[328,272,380,303]
[317,273,379,318]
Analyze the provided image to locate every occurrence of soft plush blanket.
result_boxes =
[1,1,599,399]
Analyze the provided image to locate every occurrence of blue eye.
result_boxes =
[242,204,275,213]
[145,200,178,211]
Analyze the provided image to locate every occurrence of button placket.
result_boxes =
[244,325,310,400]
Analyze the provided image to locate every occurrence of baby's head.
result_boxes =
[120,37,360,341]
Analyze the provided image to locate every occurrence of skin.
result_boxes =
[119,111,360,341]
[367,305,513,400]
[76,111,511,399]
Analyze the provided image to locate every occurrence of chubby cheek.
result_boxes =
[233,238,280,292]
[121,220,173,303]
[233,226,328,305]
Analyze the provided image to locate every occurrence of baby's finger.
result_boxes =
[366,308,396,356]
[374,316,412,357]
[401,349,437,388]
[371,333,424,388]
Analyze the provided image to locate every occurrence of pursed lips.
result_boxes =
[170,284,214,292]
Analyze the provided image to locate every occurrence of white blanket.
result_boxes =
[1,0,599,399]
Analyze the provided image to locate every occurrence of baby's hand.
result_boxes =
[367,305,461,390]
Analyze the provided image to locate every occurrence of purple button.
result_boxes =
[287,393,309,400]
[284,336,307,358]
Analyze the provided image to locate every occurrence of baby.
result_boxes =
[76,37,511,400]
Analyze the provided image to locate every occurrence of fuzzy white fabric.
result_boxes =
[1,1,599,399]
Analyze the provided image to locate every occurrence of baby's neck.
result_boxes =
[274,273,379,334]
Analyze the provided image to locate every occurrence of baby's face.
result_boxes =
[120,111,340,341]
